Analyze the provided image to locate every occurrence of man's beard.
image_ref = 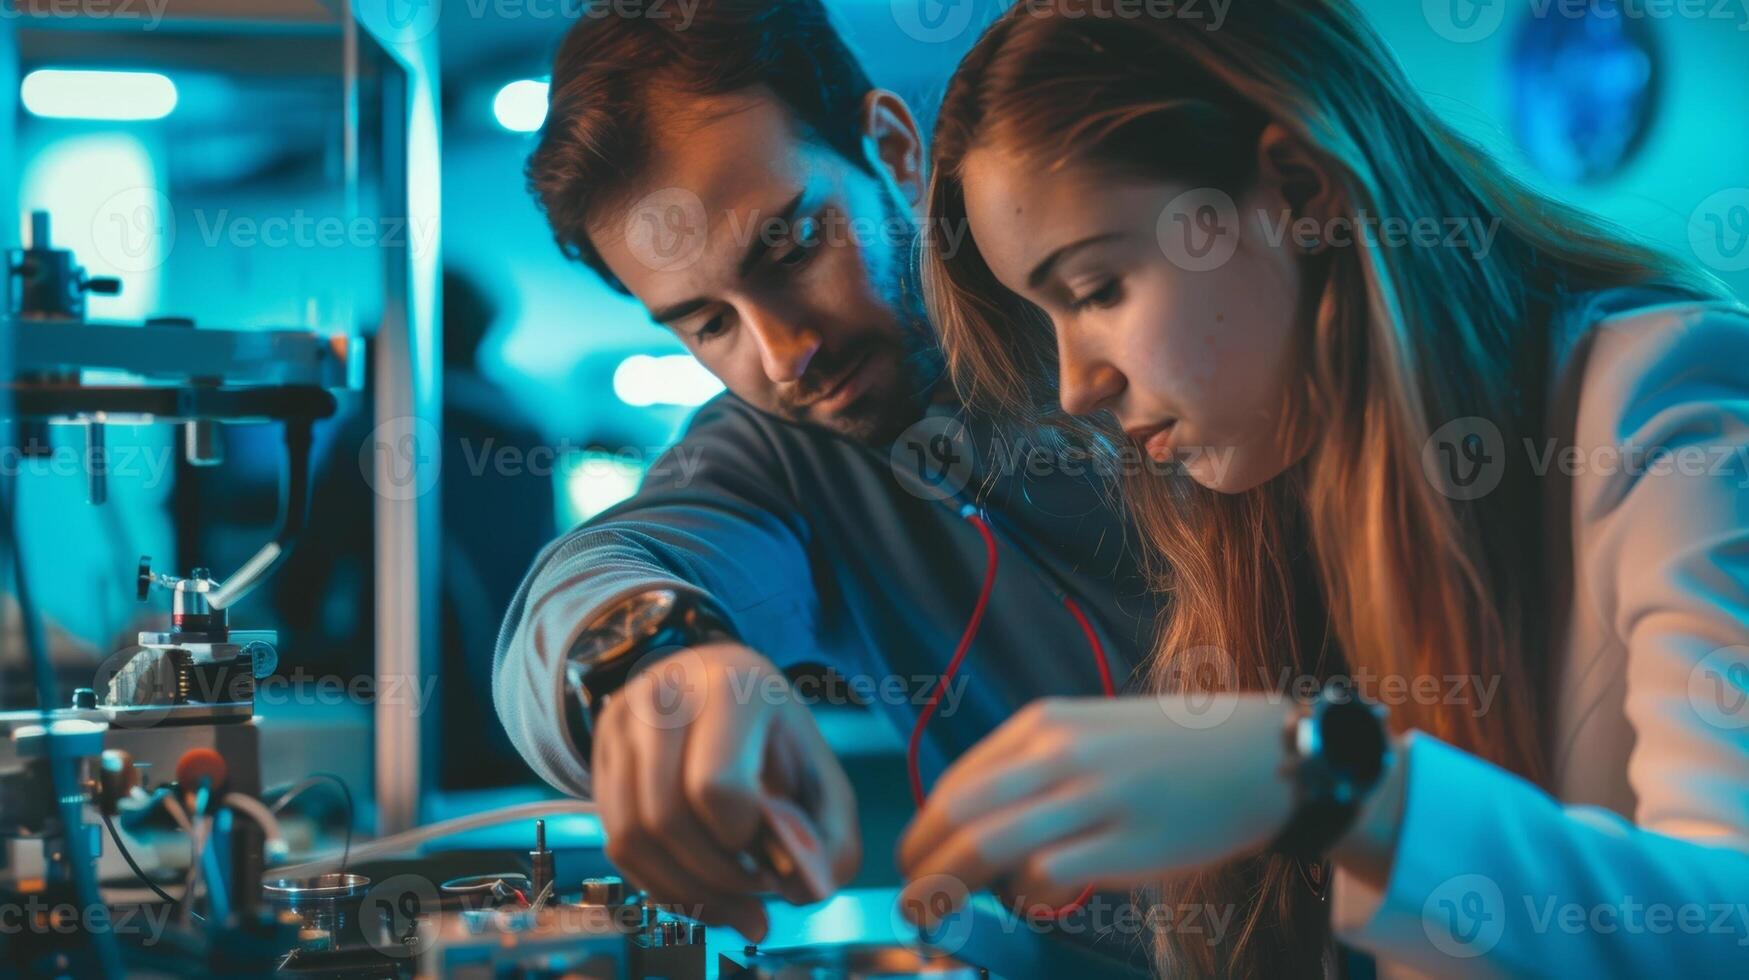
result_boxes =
[775,194,945,446]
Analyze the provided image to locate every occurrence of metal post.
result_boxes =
[355,5,442,837]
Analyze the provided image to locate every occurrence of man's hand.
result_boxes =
[590,642,860,941]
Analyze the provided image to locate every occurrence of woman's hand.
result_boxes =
[896,694,1296,925]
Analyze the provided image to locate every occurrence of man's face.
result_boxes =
[587,87,939,445]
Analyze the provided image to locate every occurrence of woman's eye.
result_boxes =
[692,316,727,343]
[1069,279,1122,312]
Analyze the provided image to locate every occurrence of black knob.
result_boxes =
[137,556,153,601]
[71,688,97,710]
[82,277,122,296]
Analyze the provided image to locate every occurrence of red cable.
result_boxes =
[907,512,1000,806]
[906,511,1118,922]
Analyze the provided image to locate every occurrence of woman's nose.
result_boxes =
[1058,334,1126,417]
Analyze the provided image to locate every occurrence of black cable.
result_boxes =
[268,771,353,873]
[99,810,181,907]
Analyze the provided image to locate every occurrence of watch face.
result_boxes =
[571,590,679,669]
[1322,700,1388,788]
[623,591,678,637]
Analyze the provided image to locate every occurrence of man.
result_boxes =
[494,0,1159,951]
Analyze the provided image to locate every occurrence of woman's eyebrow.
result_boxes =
[1026,233,1123,289]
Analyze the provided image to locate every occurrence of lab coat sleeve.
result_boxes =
[491,396,823,797]
[1331,302,1749,976]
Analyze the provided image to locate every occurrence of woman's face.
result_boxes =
[960,142,1312,493]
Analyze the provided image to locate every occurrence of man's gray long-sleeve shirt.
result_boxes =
[492,393,1162,797]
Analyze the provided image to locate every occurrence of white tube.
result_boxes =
[223,792,288,858]
[272,799,597,877]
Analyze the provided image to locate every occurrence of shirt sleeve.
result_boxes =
[1331,302,1749,976]
[490,397,824,797]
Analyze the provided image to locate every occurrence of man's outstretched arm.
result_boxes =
[490,397,857,939]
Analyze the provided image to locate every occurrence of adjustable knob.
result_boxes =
[580,876,626,907]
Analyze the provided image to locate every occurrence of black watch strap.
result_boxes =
[1270,680,1391,863]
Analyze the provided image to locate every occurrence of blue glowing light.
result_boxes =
[21,69,178,121]
[1509,1,1660,184]
[612,354,724,408]
[492,79,549,133]
[562,452,647,525]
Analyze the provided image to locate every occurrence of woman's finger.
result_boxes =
[898,744,1072,874]
[899,779,1106,926]
[1010,825,1153,902]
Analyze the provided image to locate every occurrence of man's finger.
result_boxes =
[681,670,772,855]
[785,712,861,887]
[630,687,764,894]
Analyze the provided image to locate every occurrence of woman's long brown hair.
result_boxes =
[921,1,1722,975]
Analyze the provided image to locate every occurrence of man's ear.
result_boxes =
[860,89,925,208]
[1256,122,1343,246]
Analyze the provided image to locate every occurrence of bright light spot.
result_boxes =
[21,133,160,321]
[22,70,178,121]
[563,452,647,525]
[612,354,724,408]
[492,79,549,133]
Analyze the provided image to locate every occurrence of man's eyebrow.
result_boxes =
[737,190,807,279]
[646,190,810,326]
[1026,233,1123,290]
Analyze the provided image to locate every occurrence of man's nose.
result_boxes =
[747,310,823,385]
[1057,329,1126,417]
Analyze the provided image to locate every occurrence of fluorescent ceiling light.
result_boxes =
[22,69,178,122]
[492,79,549,133]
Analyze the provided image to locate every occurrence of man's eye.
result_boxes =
[1068,279,1122,312]
[777,216,822,267]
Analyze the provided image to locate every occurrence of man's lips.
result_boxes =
[798,352,873,413]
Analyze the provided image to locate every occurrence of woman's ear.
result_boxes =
[861,89,926,208]
[1256,122,1343,250]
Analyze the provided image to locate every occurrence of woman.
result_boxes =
[895,1,1749,976]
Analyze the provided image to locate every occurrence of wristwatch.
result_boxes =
[1270,678,1392,862]
[562,588,737,754]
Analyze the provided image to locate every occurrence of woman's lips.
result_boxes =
[1125,420,1180,463]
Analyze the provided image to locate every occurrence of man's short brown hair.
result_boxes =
[526,0,878,294]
